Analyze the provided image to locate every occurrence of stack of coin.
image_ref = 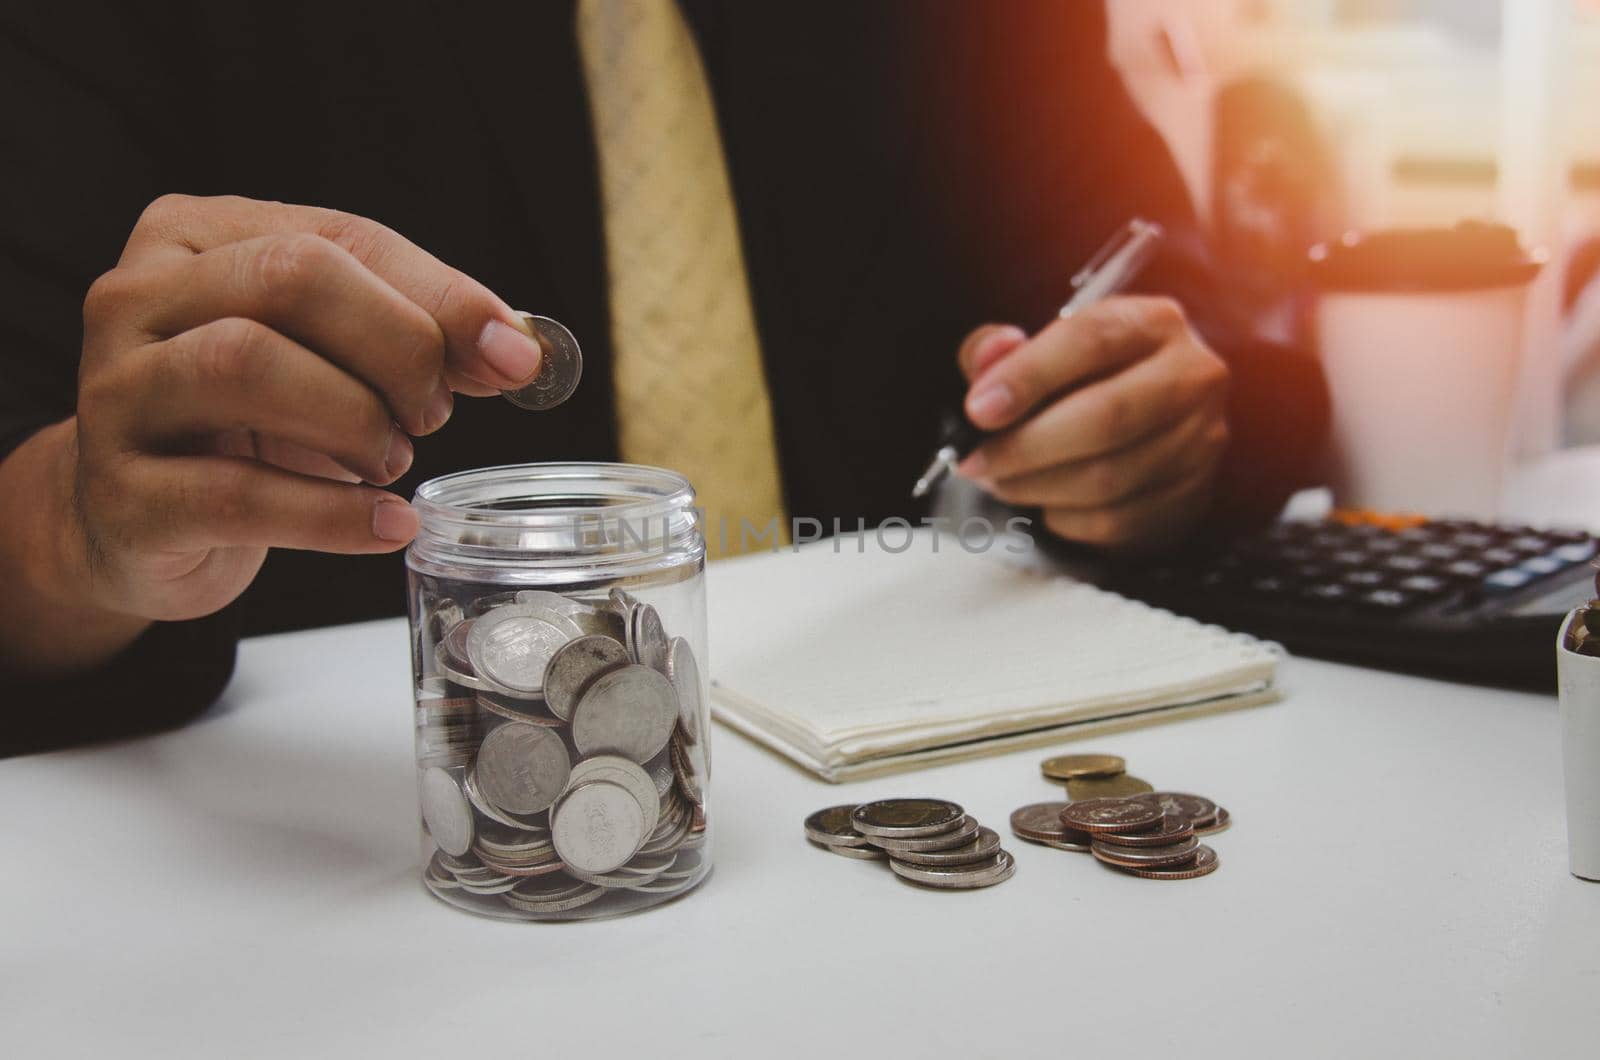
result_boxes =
[414,586,710,919]
[805,798,1015,889]
[1039,751,1154,800]
[1012,789,1228,881]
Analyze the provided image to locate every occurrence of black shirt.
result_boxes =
[0,1,1328,754]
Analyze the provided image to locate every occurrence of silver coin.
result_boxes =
[669,729,704,808]
[644,749,676,796]
[467,604,585,693]
[851,798,966,839]
[566,754,661,836]
[502,313,583,411]
[458,876,521,895]
[631,604,669,672]
[543,634,630,721]
[570,664,679,763]
[419,767,474,857]
[550,780,648,874]
[804,804,871,848]
[474,721,572,816]
[809,839,886,861]
[474,691,563,725]
[503,879,606,914]
[464,766,544,830]
[608,588,641,625]
[889,826,1002,867]
[890,849,1016,889]
[663,636,703,744]
[870,815,981,853]
[565,853,673,890]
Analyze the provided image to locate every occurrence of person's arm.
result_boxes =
[920,1,1328,550]
[0,14,546,753]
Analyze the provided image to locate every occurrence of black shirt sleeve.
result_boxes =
[0,6,239,757]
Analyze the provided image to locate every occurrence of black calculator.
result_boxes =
[1106,511,1597,690]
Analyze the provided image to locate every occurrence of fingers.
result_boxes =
[114,454,419,555]
[129,236,455,436]
[120,194,542,393]
[1041,465,1217,552]
[963,337,1227,482]
[983,405,1229,509]
[957,324,1028,382]
[963,297,1188,431]
[99,318,411,486]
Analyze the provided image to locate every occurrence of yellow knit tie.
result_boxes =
[576,0,789,558]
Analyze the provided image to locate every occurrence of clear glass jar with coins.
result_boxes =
[406,463,712,920]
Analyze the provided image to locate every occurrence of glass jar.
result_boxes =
[406,463,711,920]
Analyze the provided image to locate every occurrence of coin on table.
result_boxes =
[890,826,1002,868]
[1097,813,1194,847]
[851,798,966,839]
[550,780,648,874]
[1066,774,1155,800]
[810,839,887,861]
[1111,844,1220,880]
[1009,802,1079,844]
[664,637,703,744]
[571,664,680,762]
[804,804,872,848]
[474,721,572,815]
[1131,792,1220,830]
[501,313,583,411]
[543,634,630,720]
[872,815,981,853]
[419,766,474,857]
[1195,806,1232,835]
[1090,835,1200,868]
[468,604,585,694]
[1040,753,1126,782]
[890,850,1016,889]
[1060,797,1164,836]
[629,603,669,673]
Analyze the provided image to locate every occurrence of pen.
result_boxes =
[910,218,1166,499]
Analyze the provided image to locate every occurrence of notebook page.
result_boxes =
[707,530,1276,757]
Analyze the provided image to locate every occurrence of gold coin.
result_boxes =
[1066,773,1154,800]
[1040,753,1127,782]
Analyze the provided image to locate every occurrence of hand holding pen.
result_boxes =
[916,219,1232,552]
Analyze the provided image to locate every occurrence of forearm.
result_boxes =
[0,418,149,677]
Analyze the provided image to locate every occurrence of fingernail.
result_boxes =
[478,319,543,387]
[966,383,1014,426]
[384,427,414,481]
[423,381,454,434]
[372,498,420,543]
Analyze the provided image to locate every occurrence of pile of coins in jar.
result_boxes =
[805,798,1016,889]
[413,587,708,918]
[1010,753,1228,881]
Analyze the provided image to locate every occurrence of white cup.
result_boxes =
[1310,224,1543,519]
[1556,610,1600,882]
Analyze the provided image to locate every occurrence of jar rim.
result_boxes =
[412,462,695,525]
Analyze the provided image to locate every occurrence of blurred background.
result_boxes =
[1106,0,1600,456]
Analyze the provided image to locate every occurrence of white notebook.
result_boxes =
[706,530,1281,781]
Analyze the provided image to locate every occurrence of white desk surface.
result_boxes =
[5,449,1600,1059]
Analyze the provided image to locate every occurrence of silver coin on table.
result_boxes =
[630,604,669,672]
[804,804,872,848]
[570,664,680,763]
[543,634,630,721]
[551,780,648,875]
[467,604,585,694]
[567,754,662,836]
[419,766,474,857]
[851,798,966,839]
[890,850,1016,889]
[501,313,583,411]
[809,839,887,861]
[890,826,1003,868]
[474,721,572,816]
[870,815,981,853]
[664,636,702,745]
